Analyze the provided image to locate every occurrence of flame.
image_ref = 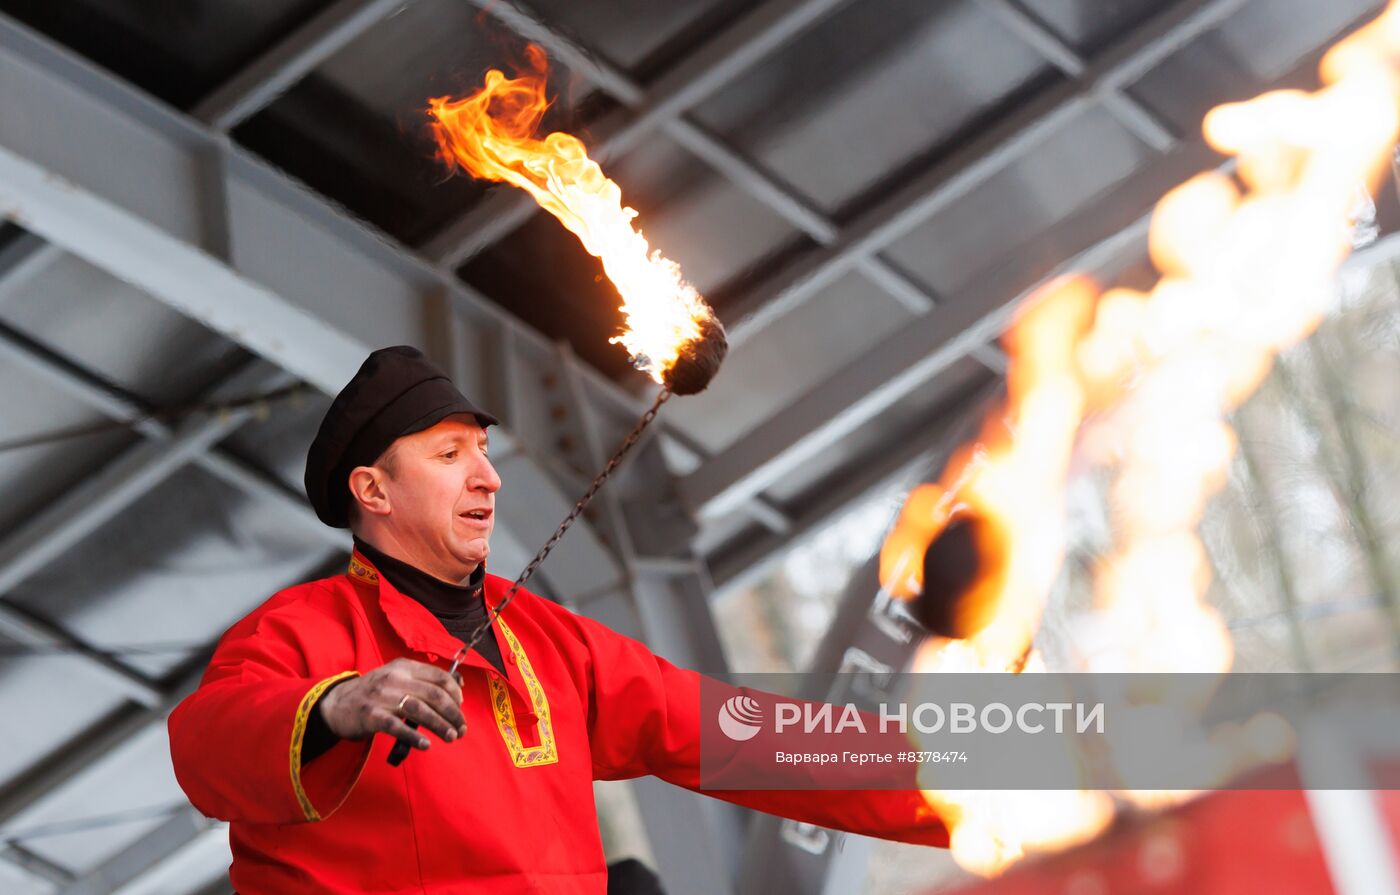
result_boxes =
[883,0,1400,875]
[882,277,1096,667]
[427,45,716,385]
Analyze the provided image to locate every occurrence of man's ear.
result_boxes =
[347,466,391,518]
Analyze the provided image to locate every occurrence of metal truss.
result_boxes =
[679,143,1198,525]
[556,345,747,894]
[456,0,1183,331]
[979,0,1179,152]
[457,0,937,317]
[50,808,219,895]
[0,587,321,891]
[192,0,406,130]
[422,0,857,266]
[0,322,351,702]
[719,0,1248,347]
[415,0,1244,535]
[680,0,1381,527]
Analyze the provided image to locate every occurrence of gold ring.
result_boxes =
[397,694,411,717]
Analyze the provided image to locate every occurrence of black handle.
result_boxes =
[387,721,419,766]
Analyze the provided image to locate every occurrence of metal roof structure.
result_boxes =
[0,0,1389,892]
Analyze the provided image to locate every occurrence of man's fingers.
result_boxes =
[397,693,460,742]
[372,709,430,750]
[411,663,464,705]
[407,681,467,735]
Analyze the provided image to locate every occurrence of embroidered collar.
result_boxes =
[347,549,513,675]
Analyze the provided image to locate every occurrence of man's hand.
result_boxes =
[318,658,466,751]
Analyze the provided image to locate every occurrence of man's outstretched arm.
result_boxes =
[538,596,949,847]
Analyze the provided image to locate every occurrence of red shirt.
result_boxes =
[168,551,948,893]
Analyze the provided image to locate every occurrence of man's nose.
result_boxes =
[472,456,502,493]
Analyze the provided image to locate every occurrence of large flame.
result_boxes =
[427,46,716,385]
[882,0,1400,875]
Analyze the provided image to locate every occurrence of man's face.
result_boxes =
[374,415,500,578]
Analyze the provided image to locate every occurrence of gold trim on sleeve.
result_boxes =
[290,671,360,822]
[489,619,559,768]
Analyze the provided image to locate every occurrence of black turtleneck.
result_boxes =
[352,537,506,675]
[303,540,506,764]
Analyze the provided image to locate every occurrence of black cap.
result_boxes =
[305,345,498,528]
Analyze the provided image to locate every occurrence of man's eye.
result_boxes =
[443,450,458,460]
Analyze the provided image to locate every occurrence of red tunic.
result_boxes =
[168,551,948,893]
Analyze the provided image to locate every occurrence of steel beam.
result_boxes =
[706,373,1001,598]
[0,664,207,831]
[684,1,1374,520]
[0,361,290,711]
[56,807,215,895]
[0,11,792,545]
[0,323,344,550]
[0,362,288,596]
[466,0,937,316]
[192,0,405,131]
[0,230,62,305]
[2,842,75,886]
[0,552,337,889]
[558,346,744,894]
[423,0,856,266]
[0,12,625,602]
[684,139,1218,520]
[723,0,1249,347]
[980,0,1177,152]
[0,605,162,709]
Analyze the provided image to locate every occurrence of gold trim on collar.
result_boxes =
[348,553,379,586]
[488,618,559,768]
[291,671,360,822]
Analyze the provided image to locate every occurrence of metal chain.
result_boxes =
[450,387,672,666]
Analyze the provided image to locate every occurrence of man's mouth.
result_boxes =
[460,508,492,522]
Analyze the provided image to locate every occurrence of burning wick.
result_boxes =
[916,510,1003,641]
[427,45,727,395]
[657,313,727,396]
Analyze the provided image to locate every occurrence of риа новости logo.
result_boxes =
[718,694,763,741]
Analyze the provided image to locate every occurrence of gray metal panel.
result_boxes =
[691,0,1055,214]
[193,0,407,130]
[0,647,131,790]
[5,724,188,876]
[666,269,921,455]
[0,355,137,537]
[0,12,625,599]
[6,465,334,679]
[883,103,1154,296]
[0,856,54,895]
[1127,0,1383,134]
[308,0,579,120]
[422,0,856,265]
[1018,0,1168,54]
[718,0,1251,349]
[575,134,812,298]
[513,0,749,72]
[0,254,248,406]
[683,138,1220,521]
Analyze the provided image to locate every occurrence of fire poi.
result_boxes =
[385,47,728,765]
[881,0,1400,875]
[427,44,727,395]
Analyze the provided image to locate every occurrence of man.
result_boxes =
[169,346,947,893]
